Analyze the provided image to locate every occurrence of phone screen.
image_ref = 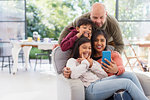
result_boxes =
[102,51,111,67]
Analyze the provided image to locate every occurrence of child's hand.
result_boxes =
[76,32,83,38]
[77,53,86,63]
[77,58,82,63]
[87,56,93,68]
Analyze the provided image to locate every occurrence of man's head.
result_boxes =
[90,3,107,27]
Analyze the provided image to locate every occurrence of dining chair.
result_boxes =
[34,50,52,71]
[0,41,12,73]
[18,49,24,64]
[123,39,144,72]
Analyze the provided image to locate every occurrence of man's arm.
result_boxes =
[58,21,78,44]
[107,15,124,54]
[58,23,73,44]
[113,25,124,54]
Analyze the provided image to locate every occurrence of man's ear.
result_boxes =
[105,11,107,16]
[76,27,80,31]
[90,12,92,18]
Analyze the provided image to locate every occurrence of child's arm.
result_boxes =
[90,61,108,78]
[60,28,78,51]
[66,58,89,79]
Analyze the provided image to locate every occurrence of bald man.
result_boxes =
[58,3,124,54]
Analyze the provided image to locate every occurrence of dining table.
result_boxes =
[11,40,58,74]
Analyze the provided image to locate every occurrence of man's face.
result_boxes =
[90,10,107,27]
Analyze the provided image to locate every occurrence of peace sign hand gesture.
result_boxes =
[77,53,86,64]
[87,56,93,68]
[77,54,93,68]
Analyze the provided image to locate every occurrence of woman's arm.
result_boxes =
[101,51,125,76]
[66,58,89,79]
[111,51,125,75]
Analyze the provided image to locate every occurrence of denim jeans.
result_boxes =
[85,72,148,100]
[114,90,132,100]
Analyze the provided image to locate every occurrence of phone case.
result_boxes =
[102,51,111,67]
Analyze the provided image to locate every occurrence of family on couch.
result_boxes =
[56,2,149,100]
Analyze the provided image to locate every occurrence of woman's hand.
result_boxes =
[63,67,71,78]
[101,59,118,74]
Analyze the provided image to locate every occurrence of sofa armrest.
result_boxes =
[57,74,85,100]
[135,72,150,97]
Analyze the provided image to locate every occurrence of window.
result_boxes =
[103,0,150,40]
[117,0,150,40]
[0,0,26,41]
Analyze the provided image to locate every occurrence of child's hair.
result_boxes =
[91,29,108,57]
[76,18,94,28]
[71,37,91,59]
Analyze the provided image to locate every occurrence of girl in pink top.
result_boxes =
[60,18,94,51]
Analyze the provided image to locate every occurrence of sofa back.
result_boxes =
[52,46,72,74]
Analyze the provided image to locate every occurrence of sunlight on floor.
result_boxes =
[0,61,57,100]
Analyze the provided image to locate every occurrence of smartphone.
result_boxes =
[102,51,111,67]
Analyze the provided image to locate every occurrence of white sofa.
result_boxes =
[52,46,150,100]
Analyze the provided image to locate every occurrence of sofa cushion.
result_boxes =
[135,72,150,97]
[52,46,72,74]
[107,45,114,51]
[147,96,150,100]
[57,74,85,100]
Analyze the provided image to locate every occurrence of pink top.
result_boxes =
[97,51,125,76]
[60,27,78,51]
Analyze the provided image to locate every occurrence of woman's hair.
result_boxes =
[77,18,94,28]
[91,29,108,57]
[71,36,91,59]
